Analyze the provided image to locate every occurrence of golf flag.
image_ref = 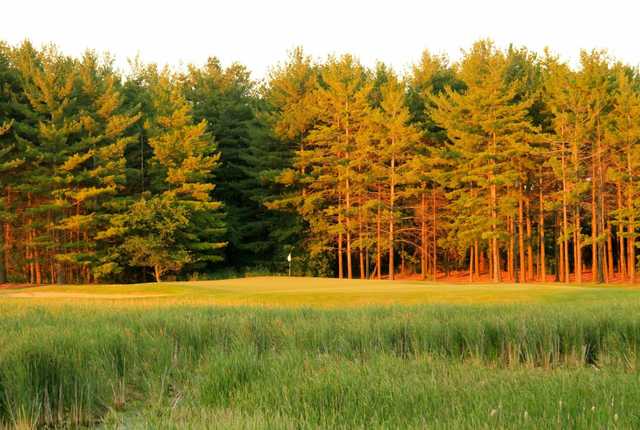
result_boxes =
[287,252,292,262]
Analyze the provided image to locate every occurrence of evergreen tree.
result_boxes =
[265,48,323,274]
[97,65,226,280]
[371,72,420,279]
[0,42,28,283]
[608,67,640,282]
[303,55,372,278]
[431,41,538,282]
[181,58,263,269]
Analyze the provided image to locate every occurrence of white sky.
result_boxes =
[3,0,640,80]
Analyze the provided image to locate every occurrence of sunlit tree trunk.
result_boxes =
[432,188,437,280]
[591,160,598,278]
[606,220,614,280]
[627,144,636,283]
[468,246,473,282]
[574,211,582,283]
[617,181,626,279]
[346,176,352,279]
[508,215,514,281]
[539,176,546,281]
[518,190,526,283]
[420,192,427,280]
[388,153,395,280]
[561,142,570,283]
[490,132,500,282]
[358,204,365,279]
[338,194,343,279]
[474,240,480,279]
[376,186,382,280]
[526,197,533,281]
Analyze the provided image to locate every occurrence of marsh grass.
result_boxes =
[1,301,640,428]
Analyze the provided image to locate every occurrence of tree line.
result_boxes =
[1,39,639,284]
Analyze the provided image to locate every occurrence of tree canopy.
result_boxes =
[1,39,640,284]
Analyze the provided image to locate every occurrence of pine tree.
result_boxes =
[431,40,538,282]
[577,51,613,283]
[57,51,141,283]
[180,58,259,268]
[406,51,461,280]
[305,55,372,278]
[11,43,83,284]
[0,42,28,283]
[371,72,420,279]
[608,67,640,282]
[145,66,226,272]
[98,65,226,280]
[266,48,325,274]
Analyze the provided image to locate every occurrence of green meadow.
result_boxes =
[2,277,640,429]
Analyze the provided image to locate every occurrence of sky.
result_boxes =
[3,0,640,80]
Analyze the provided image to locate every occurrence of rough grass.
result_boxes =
[2,278,640,428]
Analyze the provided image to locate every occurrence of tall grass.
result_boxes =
[1,302,640,427]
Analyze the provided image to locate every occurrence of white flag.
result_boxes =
[287,252,292,262]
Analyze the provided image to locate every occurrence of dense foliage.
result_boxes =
[1,39,640,283]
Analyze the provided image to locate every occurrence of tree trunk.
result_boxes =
[555,243,560,283]
[491,180,500,282]
[526,197,533,281]
[574,210,582,283]
[628,223,635,283]
[591,160,598,279]
[469,246,473,282]
[606,220,614,281]
[376,186,382,280]
[617,181,626,279]
[34,231,41,286]
[561,146,570,283]
[508,215,514,281]
[338,191,343,279]
[365,247,370,279]
[474,240,480,278]
[3,221,9,283]
[28,229,34,284]
[489,246,493,281]
[539,177,546,281]
[628,142,636,283]
[0,189,8,283]
[56,262,65,285]
[597,122,607,284]
[388,153,395,280]
[559,241,569,282]
[518,191,526,283]
[358,205,365,279]
[346,177,352,280]
[421,192,427,280]
[0,227,5,284]
[154,265,162,283]
[432,187,437,279]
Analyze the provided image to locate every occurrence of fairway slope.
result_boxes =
[1,276,639,307]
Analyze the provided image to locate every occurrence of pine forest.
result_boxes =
[1,39,640,285]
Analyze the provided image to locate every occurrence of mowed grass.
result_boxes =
[3,277,640,428]
[3,276,640,307]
